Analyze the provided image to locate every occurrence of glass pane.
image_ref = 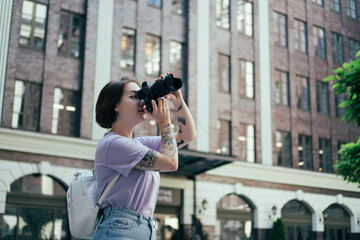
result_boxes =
[70,14,82,58]
[219,54,230,93]
[145,35,161,76]
[217,120,230,154]
[217,194,252,211]
[18,208,54,239]
[171,0,183,15]
[1,207,17,239]
[58,12,70,53]
[19,1,34,46]
[282,200,311,216]
[120,28,136,70]
[169,41,182,78]
[54,209,69,240]
[33,3,47,48]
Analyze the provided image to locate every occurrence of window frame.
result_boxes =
[318,138,332,173]
[273,11,288,48]
[120,27,136,71]
[169,40,183,79]
[216,0,230,29]
[349,38,359,61]
[312,0,324,7]
[12,80,42,131]
[276,131,292,168]
[298,135,313,170]
[330,0,341,13]
[145,34,161,76]
[148,0,162,8]
[57,10,85,59]
[238,123,256,163]
[331,32,344,65]
[346,0,357,19]
[239,59,254,98]
[294,19,307,54]
[296,75,310,111]
[237,0,253,37]
[19,0,48,51]
[218,53,231,93]
[217,119,232,155]
[275,70,289,106]
[51,87,81,137]
[316,80,330,115]
[313,26,327,60]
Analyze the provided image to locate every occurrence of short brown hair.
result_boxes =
[95,77,140,128]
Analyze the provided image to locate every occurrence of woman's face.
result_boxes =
[116,82,146,124]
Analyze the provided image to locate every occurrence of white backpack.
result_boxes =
[67,170,121,239]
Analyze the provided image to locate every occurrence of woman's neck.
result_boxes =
[111,121,135,139]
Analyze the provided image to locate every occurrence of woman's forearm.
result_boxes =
[173,98,197,148]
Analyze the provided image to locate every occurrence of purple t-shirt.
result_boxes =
[95,131,162,217]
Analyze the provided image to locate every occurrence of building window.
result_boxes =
[19,0,47,49]
[298,135,313,170]
[4,175,69,239]
[217,120,231,155]
[332,32,344,65]
[238,124,255,163]
[172,0,184,15]
[145,35,161,76]
[330,0,341,13]
[219,54,231,93]
[282,200,312,240]
[349,38,359,61]
[313,26,326,60]
[335,92,347,118]
[316,81,329,115]
[169,41,182,78]
[148,0,161,8]
[319,138,332,173]
[237,0,253,37]
[239,60,254,98]
[346,0,357,19]
[312,0,323,6]
[296,76,310,111]
[216,0,230,29]
[12,80,41,131]
[57,11,84,58]
[52,88,81,137]
[275,70,289,105]
[120,28,136,71]
[215,194,254,240]
[273,12,287,47]
[323,205,351,240]
[276,131,292,168]
[294,19,307,54]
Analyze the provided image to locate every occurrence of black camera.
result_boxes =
[135,74,182,113]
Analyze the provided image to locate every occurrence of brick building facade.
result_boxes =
[0,0,360,239]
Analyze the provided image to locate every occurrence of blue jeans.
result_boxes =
[92,207,156,240]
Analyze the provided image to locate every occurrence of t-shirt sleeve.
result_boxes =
[106,137,152,177]
[135,136,162,152]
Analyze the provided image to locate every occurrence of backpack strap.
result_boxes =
[96,173,121,208]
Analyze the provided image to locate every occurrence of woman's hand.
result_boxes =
[145,99,171,126]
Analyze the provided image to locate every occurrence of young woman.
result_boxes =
[92,76,196,240]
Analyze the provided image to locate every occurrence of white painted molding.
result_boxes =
[0,128,97,160]
[196,0,210,152]
[0,159,88,213]
[258,0,273,165]
[0,0,13,125]
[92,0,115,140]
[207,161,359,192]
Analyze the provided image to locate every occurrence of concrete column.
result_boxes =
[91,0,115,140]
[0,0,13,126]
[258,0,273,165]
[196,0,210,152]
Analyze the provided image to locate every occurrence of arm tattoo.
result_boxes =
[135,149,157,169]
[176,104,183,112]
[161,123,177,158]
[177,116,186,125]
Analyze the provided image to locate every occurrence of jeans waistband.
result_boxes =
[102,207,156,226]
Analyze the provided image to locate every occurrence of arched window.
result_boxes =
[1,174,70,239]
[282,200,312,240]
[215,194,254,240]
[323,204,350,240]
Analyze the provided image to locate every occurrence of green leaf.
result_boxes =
[356,50,360,58]
[343,62,352,69]
[333,67,345,75]
[338,100,350,108]
[323,75,336,82]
